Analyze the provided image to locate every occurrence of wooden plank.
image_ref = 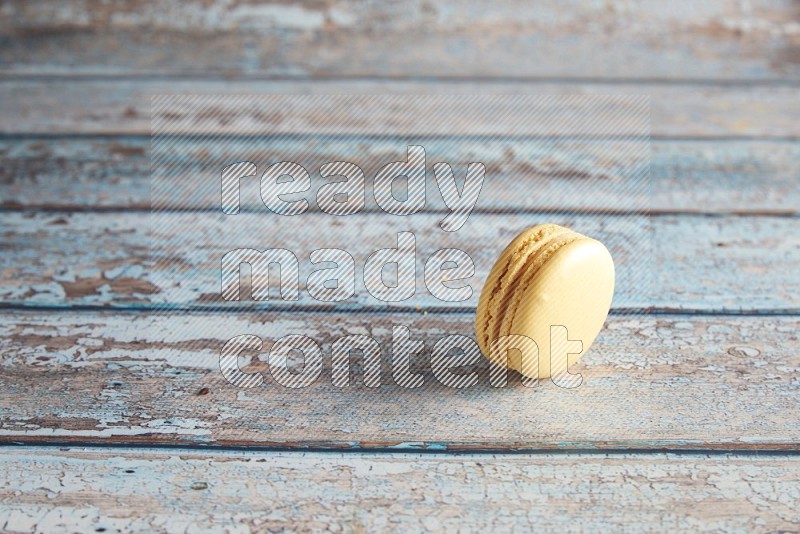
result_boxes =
[1,211,797,312]
[2,0,800,81]
[0,312,797,450]
[2,137,798,214]
[1,448,799,532]
[1,80,799,137]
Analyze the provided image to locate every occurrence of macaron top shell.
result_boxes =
[475,224,615,379]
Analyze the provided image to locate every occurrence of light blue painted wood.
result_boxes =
[2,80,799,137]
[3,0,799,81]
[2,448,799,531]
[0,312,796,449]
[3,137,798,214]
[1,211,797,313]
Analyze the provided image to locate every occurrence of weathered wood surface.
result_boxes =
[1,448,799,533]
[1,211,797,312]
[2,0,800,81]
[2,1,798,531]
[2,80,800,137]
[3,137,799,214]
[1,312,797,450]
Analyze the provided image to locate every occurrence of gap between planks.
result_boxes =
[3,73,800,86]
[2,442,800,456]
[0,304,798,317]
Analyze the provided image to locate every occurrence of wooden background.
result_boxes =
[1,0,799,531]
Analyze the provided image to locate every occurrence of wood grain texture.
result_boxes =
[1,1,798,530]
[1,211,797,312]
[2,0,800,81]
[3,137,799,214]
[1,448,800,532]
[2,80,799,136]
[0,312,797,450]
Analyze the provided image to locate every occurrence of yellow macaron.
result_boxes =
[475,224,615,379]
